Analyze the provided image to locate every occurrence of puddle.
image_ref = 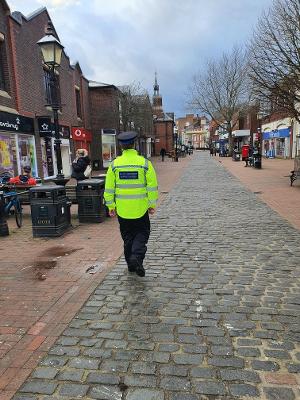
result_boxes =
[40,246,82,257]
[33,260,57,269]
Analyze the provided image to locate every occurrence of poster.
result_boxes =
[102,133,116,168]
[0,134,17,176]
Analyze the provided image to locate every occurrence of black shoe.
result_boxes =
[127,264,136,273]
[129,256,145,277]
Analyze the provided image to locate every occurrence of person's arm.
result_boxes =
[146,161,158,214]
[104,164,116,216]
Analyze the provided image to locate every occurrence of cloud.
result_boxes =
[7,0,274,115]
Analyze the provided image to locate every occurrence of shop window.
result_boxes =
[0,37,7,91]
[75,88,82,119]
[44,69,61,108]
[0,133,18,176]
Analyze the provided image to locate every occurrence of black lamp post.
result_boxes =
[37,22,68,185]
[173,127,179,162]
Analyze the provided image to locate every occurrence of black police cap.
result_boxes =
[117,131,138,144]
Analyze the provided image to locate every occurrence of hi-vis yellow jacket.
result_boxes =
[104,149,158,219]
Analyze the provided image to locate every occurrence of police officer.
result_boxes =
[104,131,158,277]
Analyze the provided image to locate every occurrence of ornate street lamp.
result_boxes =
[37,22,67,185]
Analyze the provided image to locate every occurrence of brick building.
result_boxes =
[176,114,209,148]
[152,74,174,154]
[88,81,121,169]
[0,2,91,179]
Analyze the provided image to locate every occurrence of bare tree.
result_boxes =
[249,0,300,121]
[188,46,250,154]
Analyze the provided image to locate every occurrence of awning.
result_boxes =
[232,129,250,137]
[263,127,290,140]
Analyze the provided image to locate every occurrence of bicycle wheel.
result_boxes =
[14,199,23,228]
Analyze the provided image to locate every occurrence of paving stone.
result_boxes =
[82,348,112,358]
[211,346,233,356]
[208,356,244,368]
[159,365,188,377]
[57,370,84,382]
[89,385,122,399]
[263,387,295,400]
[68,357,100,370]
[160,376,191,391]
[86,373,120,385]
[101,360,129,373]
[19,381,58,395]
[59,383,89,397]
[32,368,58,379]
[124,375,157,387]
[220,368,261,383]
[229,383,260,397]
[252,360,279,371]
[264,349,291,359]
[194,381,227,396]
[131,362,156,375]
[158,343,180,352]
[190,367,216,378]
[287,363,300,373]
[236,347,261,357]
[173,354,203,365]
[126,389,164,400]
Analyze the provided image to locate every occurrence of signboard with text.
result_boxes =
[0,111,34,134]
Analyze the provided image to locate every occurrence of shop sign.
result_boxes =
[0,111,34,134]
[38,117,70,139]
[71,127,92,141]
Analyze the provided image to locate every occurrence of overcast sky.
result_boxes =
[9,0,273,117]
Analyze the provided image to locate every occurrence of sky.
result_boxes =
[9,0,273,118]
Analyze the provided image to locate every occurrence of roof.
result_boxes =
[1,0,10,12]
[154,112,175,123]
[89,80,117,89]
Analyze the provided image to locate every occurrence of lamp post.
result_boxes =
[256,111,266,168]
[37,22,67,185]
[173,127,179,162]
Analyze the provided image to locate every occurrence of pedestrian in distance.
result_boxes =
[104,131,158,277]
[71,148,91,181]
[160,147,166,162]
[210,145,214,157]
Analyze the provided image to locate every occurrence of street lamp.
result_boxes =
[37,22,67,185]
[173,128,179,162]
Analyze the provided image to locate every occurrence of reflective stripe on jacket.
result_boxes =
[104,149,158,219]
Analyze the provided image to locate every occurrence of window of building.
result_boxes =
[0,35,7,91]
[75,88,82,119]
[44,68,61,107]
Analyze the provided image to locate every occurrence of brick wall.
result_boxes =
[89,86,120,163]
[154,120,174,154]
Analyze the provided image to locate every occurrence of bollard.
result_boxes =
[0,191,9,236]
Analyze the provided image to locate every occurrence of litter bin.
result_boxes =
[232,151,241,161]
[30,185,71,237]
[92,160,101,171]
[76,179,106,223]
[253,153,262,169]
[0,191,9,236]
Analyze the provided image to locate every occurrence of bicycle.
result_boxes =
[0,177,23,228]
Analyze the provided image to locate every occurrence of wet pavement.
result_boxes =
[13,152,300,399]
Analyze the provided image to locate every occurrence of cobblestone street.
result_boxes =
[14,152,300,399]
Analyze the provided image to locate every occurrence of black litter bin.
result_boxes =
[253,153,262,169]
[92,160,101,171]
[30,185,71,237]
[76,179,106,223]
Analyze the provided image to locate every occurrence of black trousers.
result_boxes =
[118,212,150,266]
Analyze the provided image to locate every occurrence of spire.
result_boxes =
[154,71,159,96]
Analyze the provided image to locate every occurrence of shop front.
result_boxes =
[263,127,291,158]
[38,117,71,179]
[232,129,250,150]
[0,110,38,177]
[101,129,117,168]
[71,127,92,154]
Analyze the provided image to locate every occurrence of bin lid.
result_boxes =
[77,179,104,185]
[29,185,64,192]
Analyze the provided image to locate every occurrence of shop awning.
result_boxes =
[232,129,250,137]
[263,127,291,140]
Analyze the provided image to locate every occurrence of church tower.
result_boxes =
[152,72,163,117]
